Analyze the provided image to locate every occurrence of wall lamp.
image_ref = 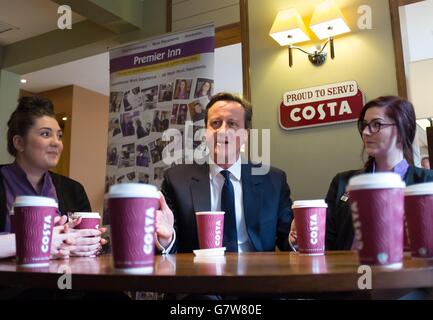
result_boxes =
[269,0,350,67]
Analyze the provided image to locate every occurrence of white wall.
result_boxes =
[214,43,243,95]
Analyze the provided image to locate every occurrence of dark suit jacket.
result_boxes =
[161,162,293,253]
[0,166,91,232]
[325,165,433,250]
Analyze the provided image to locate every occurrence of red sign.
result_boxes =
[279,81,365,130]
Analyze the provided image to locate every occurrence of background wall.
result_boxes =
[0,70,19,165]
[70,86,108,214]
[248,0,399,200]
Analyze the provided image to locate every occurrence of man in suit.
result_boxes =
[155,92,293,253]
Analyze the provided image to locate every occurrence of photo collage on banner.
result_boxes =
[106,25,215,195]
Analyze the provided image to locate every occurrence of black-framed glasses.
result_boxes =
[357,120,396,134]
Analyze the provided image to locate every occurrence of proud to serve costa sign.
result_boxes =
[279,80,365,130]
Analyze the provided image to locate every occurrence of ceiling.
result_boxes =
[20,52,110,95]
[0,0,85,45]
[0,0,109,95]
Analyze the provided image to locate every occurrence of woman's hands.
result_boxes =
[50,215,107,260]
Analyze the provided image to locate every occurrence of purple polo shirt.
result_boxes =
[1,162,58,233]
[351,159,409,250]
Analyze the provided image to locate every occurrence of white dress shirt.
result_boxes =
[209,158,253,252]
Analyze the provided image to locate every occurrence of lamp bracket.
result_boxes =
[289,37,334,67]
[308,51,327,66]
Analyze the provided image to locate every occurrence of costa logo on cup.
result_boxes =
[310,214,319,245]
[143,207,155,255]
[41,215,52,253]
[215,219,222,246]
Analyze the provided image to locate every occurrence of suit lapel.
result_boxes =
[242,163,263,251]
[190,164,211,212]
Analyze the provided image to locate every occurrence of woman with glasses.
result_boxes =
[324,95,433,250]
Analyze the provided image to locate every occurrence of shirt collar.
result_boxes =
[209,157,242,181]
[9,161,54,195]
[393,158,409,180]
[372,158,409,180]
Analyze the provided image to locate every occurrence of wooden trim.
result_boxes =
[389,0,424,99]
[215,23,241,48]
[240,0,251,102]
[427,127,433,168]
[397,0,424,6]
[389,0,408,98]
[166,0,172,32]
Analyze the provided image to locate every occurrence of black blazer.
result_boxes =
[0,165,91,232]
[325,165,433,250]
[161,162,293,253]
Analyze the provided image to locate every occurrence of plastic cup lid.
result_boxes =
[193,247,226,257]
[405,182,433,196]
[71,212,101,219]
[195,211,225,215]
[14,196,58,208]
[346,172,405,191]
[292,199,327,209]
[108,183,159,199]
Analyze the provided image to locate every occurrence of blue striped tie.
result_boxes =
[220,170,238,252]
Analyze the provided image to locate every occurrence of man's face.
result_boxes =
[205,100,248,168]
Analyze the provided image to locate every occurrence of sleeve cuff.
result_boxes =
[155,229,176,254]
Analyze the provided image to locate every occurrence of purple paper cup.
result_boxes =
[347,173,405,267]
[108,183,159,271]
[71,212,101,229]
[195,211,225,249]
[292,200,327,256]
[13,196,58,267]
[405,183,433,259]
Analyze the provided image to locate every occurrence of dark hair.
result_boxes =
[7,96,56,157]
[357,95,416,168]
[204,92,252,129]
[197,80,211,94]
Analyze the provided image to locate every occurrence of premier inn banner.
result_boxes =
[106,25,214,192]
[279,80,365,130]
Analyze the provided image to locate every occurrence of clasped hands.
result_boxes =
[50,215,107,260]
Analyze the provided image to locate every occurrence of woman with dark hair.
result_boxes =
[175,79,189,100]
[324,96,433,250]
[194,80,212,100]
[0,96,105,259]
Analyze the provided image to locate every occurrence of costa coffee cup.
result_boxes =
[70,212,101,229]
[195,211,225,249]
[13,196,58,267]
[404,183,433,259]
[291,200,327,255]
[108,183,159,271]
[347,172,405,267]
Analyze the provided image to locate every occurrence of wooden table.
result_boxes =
[1,251,433,298]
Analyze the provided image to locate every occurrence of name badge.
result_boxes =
[340,192,349,202]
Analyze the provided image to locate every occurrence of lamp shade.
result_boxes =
[309,0,350,40]
[269,8,310,46]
